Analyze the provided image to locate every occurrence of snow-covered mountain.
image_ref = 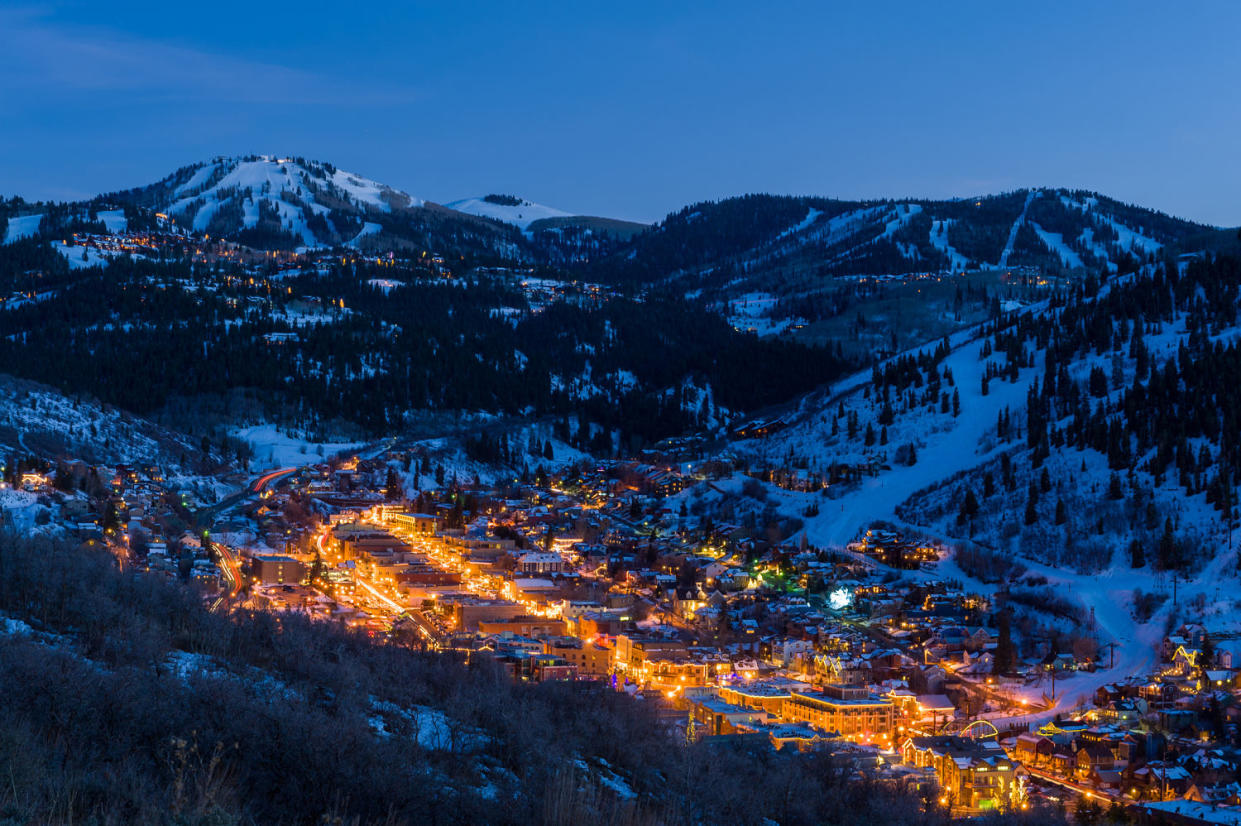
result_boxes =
[445,194,572,230]
[169,156,418,221]
[8,161,1236,285]
[124,156,413,246]
[586,188,1226,290]
[105,155,526,255]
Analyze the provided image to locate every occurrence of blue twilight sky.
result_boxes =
[1,1,1238,226]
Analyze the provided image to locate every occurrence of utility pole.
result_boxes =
[1103,642,1117,671]
[1223,434,1233,552]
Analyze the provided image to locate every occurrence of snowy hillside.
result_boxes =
[729,315,1044,549]
[98,155,538,257]
[397,425,593,494]
[120,156,417,248]
[725,259,1239,572]
[231,423,364,472]
[652,188,1225,349]
[446,195,571,230]
[0,374,237,488]
[687,254,1241,706]
[3,214,42,244]
[13,161,1226,280]
[587,189,1222,331]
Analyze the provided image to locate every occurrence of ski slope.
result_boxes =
[3,214,42,244]
[798,335,1040,548]
[1030,222,1084,269]
[998,189,1039,267]
[161,157,420,245]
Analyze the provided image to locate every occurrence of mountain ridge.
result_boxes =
[581,188,1224,286]
[5,159,1239,287]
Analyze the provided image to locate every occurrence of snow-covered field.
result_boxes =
[724,292,807,336]
[98,209,127,233]
[52,241,110,269]
[232,424,363,471]
[445,196,571,230]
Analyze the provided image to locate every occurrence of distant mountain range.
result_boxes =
[3,155,1237,286]
[581,190,1235,289]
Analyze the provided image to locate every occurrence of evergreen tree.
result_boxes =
[1024,492,1037,526]
[1088,366,1109,397]
[446,496,465,530]
[102,500,119,531]
[956,489,980,527]
[993,610,1014,675]
[384,466,401,501]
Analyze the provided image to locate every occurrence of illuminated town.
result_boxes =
[15,440,1232,822]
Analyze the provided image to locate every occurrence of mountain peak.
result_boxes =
[110,156,423,249]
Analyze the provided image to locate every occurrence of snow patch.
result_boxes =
[776,207,823,240]
[52,241,111,269]
[231,424,362,472]
[3,214,43,244]
[445,196,572,230]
